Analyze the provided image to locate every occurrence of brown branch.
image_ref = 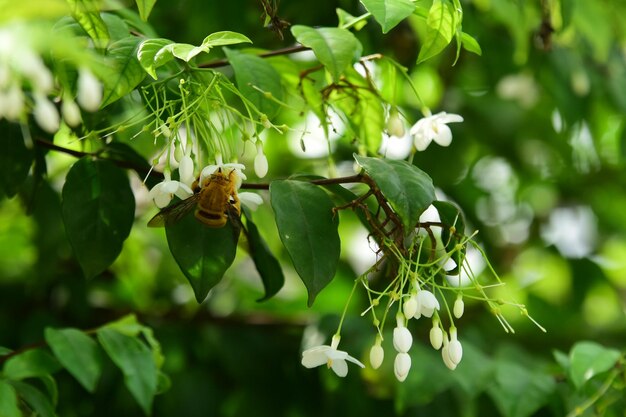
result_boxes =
[199,45,310,69]
[240,174,364,190]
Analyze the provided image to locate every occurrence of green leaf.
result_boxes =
[137,38,172,79]
[165,211,240,303]
[360,0,416,33]
[460,31,482,55]
[200,31,252,48]
[67,0,109,48]
[3,349,61,380]
[336,8,368,31]
[61,158,135,279]
[44,328,103,393]
[270,180,340,306]
[101,36,146,107]
[354,155,435,232]
[290,25,360,82]
[97,328,157,415]
[0,125,34,197]
[0,380,22,417]
[417,0,456,64]
[242,208,285,301]
[488,361,556,417]
[169,43,204,62]
[101,12,130,42]
[135,0,156,21]
[11,382,56,417]
[224,48,283,117]
[0,346,12,355]
[100,314,143,336]
[569,341,621,389]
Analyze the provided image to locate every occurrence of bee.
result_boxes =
[147,168,241,228]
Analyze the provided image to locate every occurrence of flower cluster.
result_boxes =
[0,26,102,134]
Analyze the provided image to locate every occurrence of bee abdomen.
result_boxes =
[195,208,227,227]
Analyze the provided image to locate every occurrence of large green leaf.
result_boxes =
[242,208,285,301]
[137,38,172,79]
[290,25,360,82]
[488,361,555,417]
[0,381,21,417]
[101,36,146,107]
[67,0,109,48]
[44,328,103,393]
[200,31,252,48]
[417,0,457,64]
[569,341,621,389]
[135,0,156,21]
[61,158,135,279]
[2,349,61,380]
[97,328,157,415]
[360,0,416,33]
[224,48,283,117]
[165,211,240,303]
[270,180,340,306]
[11,382,56,417]
[354,155,435,232]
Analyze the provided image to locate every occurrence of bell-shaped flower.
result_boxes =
[149,171,193,208]
[416,290,440,318]
[453,296,465,319]
[369,342,384,370]
[429,323,443,350]
[410,111,463,151]
[77,67,102,112]
[178,155,195,187]
[254,141,268,178]
[393,326,413,354]
[394,352,411,382]
[402,295,418,319]
[301,335,365,377]
[62,98,82,127]
[33,93,60,134]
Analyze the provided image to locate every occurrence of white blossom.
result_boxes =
[178,155,195,187]
[410,111,463,151]
[33,93,59,134]
[254,141,268,178]
[1,85,24,120]
[392,326,413,354]
[61,98,81,127]
[394,352,411,382]
[148,171,193,208]
[369,343,384,369]
[239,192,263,210]
[301,335,364,377]
[448,327,463,365]
[386,110,405,138]
[77,67,102,112]
[402,295,418,319]
[415,290,440,318]
[453,297,465,319]
[429,323,443,350]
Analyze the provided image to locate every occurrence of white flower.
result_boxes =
[77,67,102,112]
[301,335,364,377]
[2,85,24,120]
[392,326,413,353]
[429,323,443,350]
[402,295,418,319]
[441,343,456,370]
[453,297,465,319]
[416,290,440,318]
[386,110,405,138]
[369,343,384,369]
[61,98,81,127]
[410,111,463,151]
[33,93,59,134]
[394,352,411,382]
[254,141,268,178]
[239,192,263,210]
[148,171,193,208]
[178,155,195,187]
[448,327,463,365]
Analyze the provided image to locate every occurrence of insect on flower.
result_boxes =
[148,167,241,228]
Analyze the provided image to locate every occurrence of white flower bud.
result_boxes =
[254,141,268,178]
[393,326,413,353]
[62,98,81,127]
[448,328,463,365]
[3,85,24,120]
[417,290,440,318]
[429,324,443,350]
[441,344,457,370]
[386,110,405,138]
[330,334,341,349]
[77,68,102,112]
[178,155,195,187]
[453,296,464,319]
[174,141,184,162]
[369,344,384,369]
[33,94,60,134]
[402,296,418,319]
[394,353,411,382]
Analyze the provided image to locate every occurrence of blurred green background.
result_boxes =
[1,0,625,416]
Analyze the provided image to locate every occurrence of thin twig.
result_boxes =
[199,45,310,69]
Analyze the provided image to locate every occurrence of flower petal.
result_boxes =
[438,112,464,124]
[179,155,195,186]
[434,124,453,147]
[344,354,365,368]
[239,192,263,210]
[330,358,348,377]
[302,348,330,368]
[154,193,172,208]
[173,183,194,200]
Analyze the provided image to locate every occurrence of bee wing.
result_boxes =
[147,194,200,228]
[226,203,245,238]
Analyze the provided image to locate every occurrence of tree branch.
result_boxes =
[199,44,310,69]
